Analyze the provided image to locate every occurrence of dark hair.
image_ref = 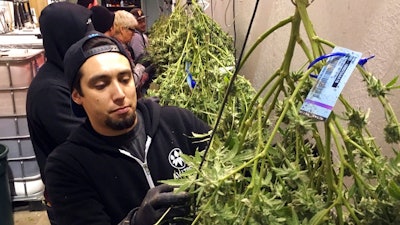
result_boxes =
[72,36,118,95]
[77,0,94,8]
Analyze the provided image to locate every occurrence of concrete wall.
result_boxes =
[206,0,400,153]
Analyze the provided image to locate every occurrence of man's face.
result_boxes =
[72,52,137,136]
[136,18,146,33]
[120,26,135,44]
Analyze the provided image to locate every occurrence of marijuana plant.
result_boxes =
[147,0,400,224]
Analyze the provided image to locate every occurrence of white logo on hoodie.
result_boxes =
[168,148,186,169]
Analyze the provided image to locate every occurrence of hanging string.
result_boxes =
[197,0,261,171]
[232,0,237,57]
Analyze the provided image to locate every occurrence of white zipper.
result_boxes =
[118,135,155,188]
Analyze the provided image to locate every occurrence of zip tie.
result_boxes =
[185,61,196,89]
[358,55,375,67]
[307,52,347,69]
[308,52,375,78]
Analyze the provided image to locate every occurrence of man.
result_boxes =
[111,9,149,96]
[26,2,93,224]
[129,7,155,97]
[44,32,211,225]
[129,7,148,61]
[77,0,98,9]
[112,9,137,63]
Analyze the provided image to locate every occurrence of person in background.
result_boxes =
[112,9,137,63]
[77,0,98,9]
[129,7,148,61]
[44,32,211,225]
[130,7,156,97]
[90,5,116,36]
[26,2,93,224]
[91,8,149,98]
[112,10,148,95]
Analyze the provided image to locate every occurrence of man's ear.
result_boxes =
[71,89,83,105]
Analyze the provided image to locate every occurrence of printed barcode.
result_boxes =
[332,56,355,88]
[312,57,340,98]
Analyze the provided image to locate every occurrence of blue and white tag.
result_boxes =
[300,47,362,121]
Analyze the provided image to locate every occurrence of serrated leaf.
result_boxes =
[386,76,399,88]
[388,179,400,200]
[309,208,330,225]
[161,178,188,187]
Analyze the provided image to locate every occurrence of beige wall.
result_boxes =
[207,0,400,153]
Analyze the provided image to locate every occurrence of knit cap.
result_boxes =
[91,6,115,33]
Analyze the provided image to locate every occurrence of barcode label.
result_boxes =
[312,57,340,99]
[300,47,362,121]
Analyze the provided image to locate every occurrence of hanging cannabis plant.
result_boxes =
[147,2,258,140]
[147,0,400,224]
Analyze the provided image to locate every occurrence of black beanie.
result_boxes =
[90,6,115,33]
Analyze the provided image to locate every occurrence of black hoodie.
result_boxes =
[45,99,210,225]
[26,2,93,179]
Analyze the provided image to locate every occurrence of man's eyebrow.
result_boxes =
[118,69,133,76]
[88,74,109,85]
[87,69,132,83]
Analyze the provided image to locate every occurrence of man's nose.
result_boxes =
[111,82,125,100]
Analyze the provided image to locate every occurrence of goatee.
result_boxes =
[105,113,136,130]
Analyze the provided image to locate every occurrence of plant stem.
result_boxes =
[238,16,293,71]
[296,0,320,57]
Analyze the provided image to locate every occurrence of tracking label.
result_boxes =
[300,47,362,121]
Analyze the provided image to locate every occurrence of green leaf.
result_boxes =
[388,179,400,200]
[160,178,187,186]
[225,133,240,160]
[287,206,300,225]
[386,76,399,88]
[309,208,330,225]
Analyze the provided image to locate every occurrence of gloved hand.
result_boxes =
[133,184,191,225]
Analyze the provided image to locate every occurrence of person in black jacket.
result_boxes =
[44,32,211,225]
[26,2,93,224]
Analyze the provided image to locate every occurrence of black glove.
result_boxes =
[133,184,191,225]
